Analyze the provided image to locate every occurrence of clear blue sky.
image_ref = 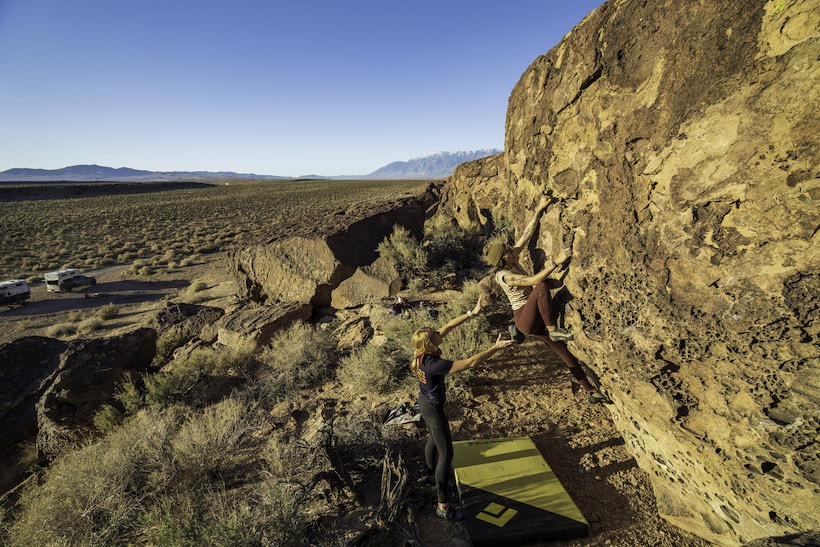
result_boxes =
[0,0,604,176]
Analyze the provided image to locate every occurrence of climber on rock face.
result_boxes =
[482,193,610,404]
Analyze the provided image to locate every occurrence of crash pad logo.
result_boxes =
[476,502,518,527]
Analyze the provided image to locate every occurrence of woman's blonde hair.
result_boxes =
[410,327,439,375]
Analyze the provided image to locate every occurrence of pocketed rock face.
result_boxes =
[437,1,819,545]
[228,186,439,308]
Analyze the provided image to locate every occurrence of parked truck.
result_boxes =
[1,279,31,306]
[44,269,96,292]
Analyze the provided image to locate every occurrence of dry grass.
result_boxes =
[0,179,429,280]
[4,398,301,547]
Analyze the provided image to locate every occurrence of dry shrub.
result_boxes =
[338,342,409,395]
[377,225,428,289]
[6,407,180,546]
[211,344,258,379]
[6,398,295,547]
[171,398,259,482]
[139,482,305,547]
[45,323,76,338]
[78,317,103,334]
[257,322,337,402]
[187,280,208,293]
[96,303,119,320]
[66,310,84,322]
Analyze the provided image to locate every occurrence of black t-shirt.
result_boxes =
[416,353,454,406]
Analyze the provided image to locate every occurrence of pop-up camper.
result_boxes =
[44,269,96,292]
[0,279,31,306]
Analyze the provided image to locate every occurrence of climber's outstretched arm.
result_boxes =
[512,194,554,252]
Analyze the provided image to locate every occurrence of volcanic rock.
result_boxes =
[228,185,438,308]
[435,0,819,544]
[216,302,312,349]
[330,256,402,309]
[35,328,156,460]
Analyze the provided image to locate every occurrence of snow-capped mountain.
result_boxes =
[361,149,501,179]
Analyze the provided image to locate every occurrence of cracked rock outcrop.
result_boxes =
[228,185,438,308]
[436,0,818,545]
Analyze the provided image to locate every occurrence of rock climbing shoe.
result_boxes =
[548,327,574,341]
[436,505,465,522]
[587,391,612,404]
[508,324,525,344]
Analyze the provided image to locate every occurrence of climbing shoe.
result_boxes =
[508,324,525,344]
[436,505,465,522]
[548,327,574,342]
[587,391,612,404]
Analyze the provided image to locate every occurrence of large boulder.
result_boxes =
[216,302,312,349]
[152,302,225,337]
[435,0,819,545]
[228,185,439,308]
[0,337,67,492]
[330,256,402,309]
[36,328,156,460]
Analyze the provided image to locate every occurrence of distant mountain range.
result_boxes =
[0,149,502,182]
[358,149,501,179]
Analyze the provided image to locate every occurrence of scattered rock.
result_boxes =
[334,316,374,352]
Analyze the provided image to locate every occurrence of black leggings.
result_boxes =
[419,395,453,504]
[514,281,594,390]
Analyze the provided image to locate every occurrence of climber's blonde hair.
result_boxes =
[410,327,440,375]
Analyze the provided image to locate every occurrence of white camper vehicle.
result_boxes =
[0,279,30,306]
[44,269,96,292]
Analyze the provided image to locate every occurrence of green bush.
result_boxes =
[424,216,484,283]
[377,225,428,288]
[116,382,143,416]
[93,404,123,434]
[145,353,214,408]
[152,328,191,367]
[488,204,515,239]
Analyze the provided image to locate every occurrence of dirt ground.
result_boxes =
[0,254,713,546]
[384,339,712,547]
[0,253,237,345]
